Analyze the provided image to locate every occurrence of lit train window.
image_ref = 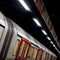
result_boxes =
[32,48,38,59]
[45,53,49,60]
[27,46,34,58]
[41,50,47,60]
[36,49,43,60]
[24,43,29,57]
[0,24,5,41]
[12,39,20,56]
[21,42,27,57]
[17,38,31,58]
[27,44,38,60]
[18,41,25,57]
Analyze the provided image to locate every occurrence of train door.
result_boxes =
[0,17,14,60]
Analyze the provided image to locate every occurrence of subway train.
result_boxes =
[0,12,57,60]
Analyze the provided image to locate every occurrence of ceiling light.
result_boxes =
[55,48,60,53]
[53,44,55,47]
[33,18,41,27]
[47,37,51,40]
[55,47,58,50]
[53,44,60,53]
[41,30,47,35]
[50,41,53,44]
[59,51,60,54]
[18,0,31,11]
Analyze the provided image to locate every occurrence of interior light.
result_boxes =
[18,0,31,11]
[41,30,47,35]
[50,41,53,44]
[47,37,51,40]
[33,18,42,27]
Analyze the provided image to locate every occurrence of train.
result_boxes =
[0,11,57,60]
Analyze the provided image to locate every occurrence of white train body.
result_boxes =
[0,12,57,60]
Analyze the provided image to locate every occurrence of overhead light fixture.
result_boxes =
[55,47,60,53]
[55,47,57,50]
[41,30,47,35]
[33,18,41,27]
[47,37,51,41]
[50,41,53,44]
[53,44,60,53]
[58,51,60,54]
[53,44,55,47]
[18,0,31,11]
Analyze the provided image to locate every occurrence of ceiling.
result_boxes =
[43,0,60,42]
[0,0,60,58]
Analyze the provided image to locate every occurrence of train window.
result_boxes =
[12,39,20,56]
[27,44,38,60]
[21,42,27,57]
[32,48,38,59]
[41,50,47,60]
[0,24,5,41]
[16,38,31,60]
[27,46,34,58]
[45,53,49,60]
[36,49,43,60]
[24,43,29,57]
[18,42,29,57]
[18,41,25,57]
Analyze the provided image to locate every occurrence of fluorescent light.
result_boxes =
[50,41,53,44]
[41,30,47,35]
[53,44,55,47]
[55,47,58,50]
[47,37,51,40]
[33,18,41,27]
[55,47,60,53]
[58,51,60,53]
[53,44,60,53]
[18,0,31,11]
